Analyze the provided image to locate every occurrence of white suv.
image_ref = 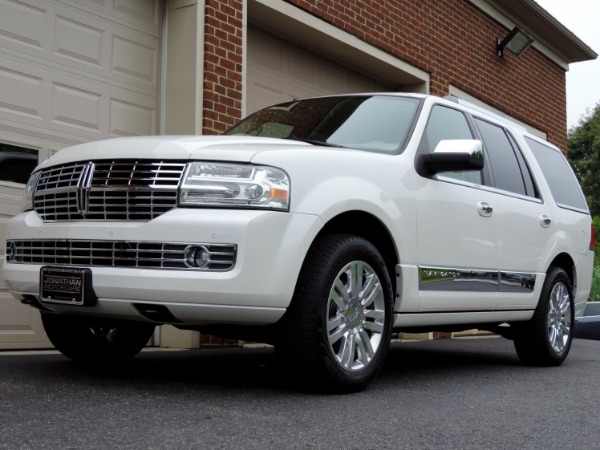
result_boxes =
[4,93,595,392]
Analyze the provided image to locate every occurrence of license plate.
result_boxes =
[40,267,97,306]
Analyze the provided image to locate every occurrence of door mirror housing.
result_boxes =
[418,139,483,176]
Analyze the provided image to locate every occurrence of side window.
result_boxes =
[0,143,38,185]
[421,105,481,184]
[525,137,588,212]
[474,119,529,196]
[507,133,537,197]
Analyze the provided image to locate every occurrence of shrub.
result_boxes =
[590,264,600,301]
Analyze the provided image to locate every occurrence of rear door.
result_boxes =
[472,118,551,310]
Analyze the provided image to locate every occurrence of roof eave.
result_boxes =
[472,0,597,64]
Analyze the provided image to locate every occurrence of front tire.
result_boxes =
[42,314,155,363]
[513,266,574,366]
[277,234,394,393]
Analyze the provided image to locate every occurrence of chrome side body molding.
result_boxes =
[419,266,536,293]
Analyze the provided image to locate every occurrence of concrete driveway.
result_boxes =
[1,337,598,449]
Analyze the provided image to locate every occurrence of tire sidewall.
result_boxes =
[539,268,575,363]
[312,236,394,389]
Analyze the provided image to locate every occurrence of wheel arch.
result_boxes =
[313,210,399,296]
[548,252,577,292]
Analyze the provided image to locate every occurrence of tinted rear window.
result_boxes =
[525,137,588,213]
[475,118,526,195]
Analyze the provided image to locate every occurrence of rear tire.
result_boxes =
[42,314,155,363]
[276,234,394,393]
[513,266,574,366]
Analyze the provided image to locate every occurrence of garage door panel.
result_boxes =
[112,0,160,30]
[52,82,103,132]
[0,57,107,138]
[111,35,158,85]
[1,184,28,287]
[0,291,50,348]
[0,0,160,96]
[247,26,393,114]
[319,60,388,94]
[0,55,157,140]
[110,98,155,137]
[0,66,43,119]
[248,70,326,112]
[0,0,45,50]
[247,77,287,111]
[54,14,104,67]
[0,182,49,348]
[0,183,24,218]
[80,0,161,35]
[288,50,317,84]
[0,294,37,331]
[0,0,160,349]
[319,60,345,92]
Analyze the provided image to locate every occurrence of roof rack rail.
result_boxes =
[443,95,527,132]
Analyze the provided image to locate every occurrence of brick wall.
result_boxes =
[202,0,568,150]
[203,0,244,135]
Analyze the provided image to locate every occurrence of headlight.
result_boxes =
[22,171,41,212]
[179,162,290,210]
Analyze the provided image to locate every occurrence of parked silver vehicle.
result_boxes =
[575,302,600,340]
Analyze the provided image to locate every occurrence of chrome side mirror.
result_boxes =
[418,139,483,176]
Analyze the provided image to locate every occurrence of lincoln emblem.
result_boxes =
[76,162,95,217]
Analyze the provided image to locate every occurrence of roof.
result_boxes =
[481,0,597,63]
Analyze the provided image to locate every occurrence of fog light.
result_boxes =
[184,246,210,268]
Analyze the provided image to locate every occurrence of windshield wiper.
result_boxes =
[285,136,346,148]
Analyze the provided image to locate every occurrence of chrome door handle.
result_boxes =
[477,201,493,217]
[540,214,552,228]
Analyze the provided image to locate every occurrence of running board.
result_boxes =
[393,310,534,328]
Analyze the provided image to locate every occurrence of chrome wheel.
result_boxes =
[547,281,572,354]
[277,234,393,392]
[326,260,386,371]
[513,266,574,367]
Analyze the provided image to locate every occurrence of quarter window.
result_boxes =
[507,133,536,197]
[526,137,588,213]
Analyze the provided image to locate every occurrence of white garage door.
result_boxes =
[247,25,394,114]
[0,0,162,348]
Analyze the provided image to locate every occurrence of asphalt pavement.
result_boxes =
[1,336,599,449]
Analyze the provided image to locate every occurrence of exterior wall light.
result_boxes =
[497,27,534,57]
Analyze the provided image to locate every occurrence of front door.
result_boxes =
[413,104,498,311]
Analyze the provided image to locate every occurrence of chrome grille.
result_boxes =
[33,160,187,221]
[6,240,237,271]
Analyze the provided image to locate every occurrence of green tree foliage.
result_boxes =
[568,102,600,218]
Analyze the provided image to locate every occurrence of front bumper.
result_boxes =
[3,208,322,326]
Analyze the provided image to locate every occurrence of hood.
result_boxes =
[39,135,312,169]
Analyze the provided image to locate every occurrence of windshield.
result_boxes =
[226,95,421,154]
